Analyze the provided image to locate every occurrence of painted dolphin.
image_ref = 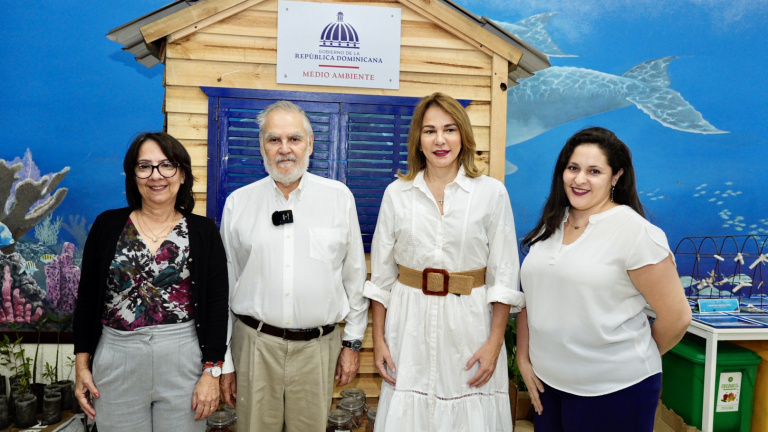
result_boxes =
[494,13,576,58]
[0,222,14,247]
[506,57,727,149]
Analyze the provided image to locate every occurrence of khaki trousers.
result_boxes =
[232,318,341,432]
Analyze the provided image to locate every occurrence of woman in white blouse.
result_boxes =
[364,93,524,431]
[517,127,691,432]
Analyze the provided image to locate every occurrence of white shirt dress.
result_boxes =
[364,169,524,432]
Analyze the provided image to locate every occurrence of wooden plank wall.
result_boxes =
[160,0,505,402]
[162,0,500,218]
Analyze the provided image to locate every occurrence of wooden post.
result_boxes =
[489,54,508,181]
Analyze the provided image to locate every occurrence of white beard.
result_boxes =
[263,152,310,186]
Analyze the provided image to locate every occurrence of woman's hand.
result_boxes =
[373,338,397,386]
[75,353,99,421]
[466,302,512,388]
[466,341,502,388]
[516,355,544,415]
[192,372,221,421]
[370,300,396,386]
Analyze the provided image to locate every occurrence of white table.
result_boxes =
[646,308,768,432]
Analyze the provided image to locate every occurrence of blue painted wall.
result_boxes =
[470,1,768,251]
[1,1,166,243]
[2,0,766,262]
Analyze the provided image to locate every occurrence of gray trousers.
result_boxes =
[92,321,206,432]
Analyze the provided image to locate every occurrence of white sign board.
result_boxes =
[716,372,742,412]
[277,1,401,90]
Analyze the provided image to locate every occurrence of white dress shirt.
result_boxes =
[220,172,368,373]
[521,205,671,395]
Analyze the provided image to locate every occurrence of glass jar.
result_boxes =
[365,406,377,432]
[223,404,237,432]
[337,396,366,428]
[326,409,354,432]
[206,411,235,432]
[340,388,367,407]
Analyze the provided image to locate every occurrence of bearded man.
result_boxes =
[218,100,368,432]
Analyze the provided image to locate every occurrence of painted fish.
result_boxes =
[19,260,38,275]
[506,57,727,149]
[494,13,576,58]
[0,222,14,247]
[679,276,695,289]
[39,254,56,264]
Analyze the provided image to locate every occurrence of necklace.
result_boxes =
[566,218,584,230]
[136,211,176,242]
[424,172,447,208]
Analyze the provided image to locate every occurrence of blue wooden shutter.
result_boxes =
[207,94,342,222]
[203,88,469,252]
[342,103,412,250]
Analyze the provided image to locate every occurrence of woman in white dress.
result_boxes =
[364,93,524,432]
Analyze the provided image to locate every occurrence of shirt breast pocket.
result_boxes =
[309,227,345,263]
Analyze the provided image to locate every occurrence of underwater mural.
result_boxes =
[462,3,768,243]
[0,150,78,332]
[1,1,766,316]
[471,2,767,305]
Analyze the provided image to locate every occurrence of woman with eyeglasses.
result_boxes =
[73,132,229,431]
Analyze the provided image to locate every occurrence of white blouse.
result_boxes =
[521,205,671,396]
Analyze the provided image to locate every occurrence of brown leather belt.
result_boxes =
[397,265,486,296]
[236,314,336,341]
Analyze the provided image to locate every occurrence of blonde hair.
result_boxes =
[398,93,481,180]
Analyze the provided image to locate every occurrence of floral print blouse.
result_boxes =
[101,217,193,330]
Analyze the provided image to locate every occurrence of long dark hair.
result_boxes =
[521,127,644,251]
[123,132,195,212]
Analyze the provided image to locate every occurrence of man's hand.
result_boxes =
[335,348,360,387]
[220,372,237,408]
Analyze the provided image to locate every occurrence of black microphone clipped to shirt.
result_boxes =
[272,210,294,226]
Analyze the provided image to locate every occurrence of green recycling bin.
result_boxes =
[662,335,761,432]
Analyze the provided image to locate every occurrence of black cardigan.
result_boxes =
[73,207,229,362]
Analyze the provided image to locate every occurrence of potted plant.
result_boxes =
[29,315,51,415]
[505,314,534,423]
[0,324,40,428]
[7,341,36,428]
[0,394,10,429]
[49,315,74,410]
[64,355,81,413]
[41,362,62,425]
[0,335,16,429]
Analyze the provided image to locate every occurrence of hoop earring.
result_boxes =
[610,185,615,202]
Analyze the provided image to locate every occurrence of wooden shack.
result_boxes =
[108,0,549,404]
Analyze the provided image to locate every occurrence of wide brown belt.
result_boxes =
[397,265,486,296]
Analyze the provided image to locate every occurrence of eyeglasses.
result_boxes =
[134,162,179,179]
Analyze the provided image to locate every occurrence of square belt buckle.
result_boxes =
[422,268,450,296]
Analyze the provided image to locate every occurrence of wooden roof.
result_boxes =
[108,0,549,82]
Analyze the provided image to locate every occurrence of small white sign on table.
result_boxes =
[277,0,401,90]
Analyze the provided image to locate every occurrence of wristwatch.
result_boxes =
[342,339,363,352]
[203,366,222,377]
